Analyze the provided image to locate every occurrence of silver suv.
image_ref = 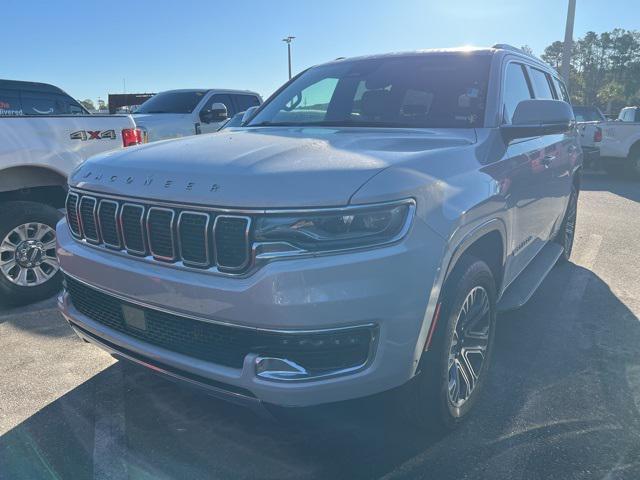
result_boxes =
[57,45,581,429]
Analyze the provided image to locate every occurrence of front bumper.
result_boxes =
[57,216,443,406]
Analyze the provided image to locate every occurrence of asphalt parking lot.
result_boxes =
[1,173,639,480]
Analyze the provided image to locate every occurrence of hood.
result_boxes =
[70,127,476,208]
[132,113,194,141]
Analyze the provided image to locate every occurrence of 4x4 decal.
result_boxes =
[70,130,116,141]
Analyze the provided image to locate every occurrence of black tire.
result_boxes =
[554,183,578,263]
[603,160,625,178]
[403,255,497,431]
[627,152,640,179]
[0,201,63,306]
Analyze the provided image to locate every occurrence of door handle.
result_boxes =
[542,155,556,167]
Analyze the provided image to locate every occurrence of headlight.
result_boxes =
[253,200,415,254]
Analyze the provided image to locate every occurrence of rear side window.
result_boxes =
[573,106,604,122]
[0,89,23,115]
[529,68,554,99]
[552,77,570,103]
[136,91,206,114]
[15,90,85,115]
[234,94,260,113]
[503,63,532,123]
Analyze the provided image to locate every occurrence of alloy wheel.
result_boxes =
[0,223,59,287]
[447,286,491,409]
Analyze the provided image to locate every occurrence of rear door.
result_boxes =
[526,67,575,235]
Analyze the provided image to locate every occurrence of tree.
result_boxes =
[80,99,95,111]
[520,45,534,56]
[97,99,108,111]
[541,29,640,113]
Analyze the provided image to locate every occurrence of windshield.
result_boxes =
[573,106,605,122]
[249,54,491,129]
[136,91,207,114]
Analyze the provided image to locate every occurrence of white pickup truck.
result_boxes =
[573,105,605,169]
[132,89,262,142]
[0,79,143,305]
[599,106,640,177]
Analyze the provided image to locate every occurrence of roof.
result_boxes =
[322,44,554,73]
[0,79,66,94]
[156,88,261,96]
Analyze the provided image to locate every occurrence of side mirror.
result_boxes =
[200,102,228,124]
[501,99,574,142]
[241,106,259,125]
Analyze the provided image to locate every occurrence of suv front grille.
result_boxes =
[66,190,251,273]
[65,276,374,373]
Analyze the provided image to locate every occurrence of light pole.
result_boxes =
[282,36,295,79]
[561,0,576,86]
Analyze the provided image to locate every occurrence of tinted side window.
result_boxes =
[530,68,554,99]
[503,63,532,123]
[20,90,85,115]
[205,94,235,116]
[234,94,260,113]
[553,77,570,103]
[0,89,23,115]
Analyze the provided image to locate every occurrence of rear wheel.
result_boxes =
[0,201,63,306]
[629,152,640,179]
[403,256,497,431]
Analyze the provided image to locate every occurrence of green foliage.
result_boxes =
[80,99,95,111]
[541,29,640,114]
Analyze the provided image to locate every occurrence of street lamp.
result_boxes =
[282,36,295,80]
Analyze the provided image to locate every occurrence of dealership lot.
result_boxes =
[1,173,639,480]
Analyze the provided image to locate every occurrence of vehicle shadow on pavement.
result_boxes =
[581,173,640,203]
[1,262,640,480]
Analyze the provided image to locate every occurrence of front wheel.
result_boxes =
[0,201,63,306]
[403,256,497,431]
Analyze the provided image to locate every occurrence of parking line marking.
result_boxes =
[93,365,127,480]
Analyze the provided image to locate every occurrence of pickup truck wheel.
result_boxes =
[0,201,63,306]
[403,256,496,431]
[630,153,640,179]
[555,184,578,263]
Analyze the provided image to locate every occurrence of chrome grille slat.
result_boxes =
[65,192,81,237]
[78,196,99,243]
[213,215,251,272]
[97,200,120,249]
[147,207,176,261]
[178,211,210,267]
[121,203,146,255]
[65,191,252,275]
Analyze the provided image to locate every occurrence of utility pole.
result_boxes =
[282,36,295,79]
[561,0,576,86]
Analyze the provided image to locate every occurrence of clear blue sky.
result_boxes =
[3,0,639,103]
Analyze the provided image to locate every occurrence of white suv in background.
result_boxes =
[132,89,262,142]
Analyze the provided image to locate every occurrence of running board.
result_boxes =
[497,242,564,312]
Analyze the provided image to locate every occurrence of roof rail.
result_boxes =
[492,44,525,53]
[492,43,543,62]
